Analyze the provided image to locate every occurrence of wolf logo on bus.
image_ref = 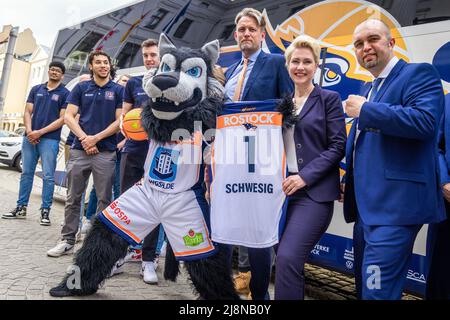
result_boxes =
[219,0,411,99]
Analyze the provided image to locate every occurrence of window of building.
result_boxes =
[220,25,235,40]
[145,9,169,30]
[110,7,132,20]
[116,42,141,69]
[75,32,103,53]
[174,18,193,39]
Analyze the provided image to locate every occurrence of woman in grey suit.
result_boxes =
[275,35,347,300]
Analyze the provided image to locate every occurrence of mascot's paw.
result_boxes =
[49,281,96,297]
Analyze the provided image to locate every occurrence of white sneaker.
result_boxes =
[140,262,158,284]
[108,259,125,277]
[81,219,92,234]
[47,240,74,257]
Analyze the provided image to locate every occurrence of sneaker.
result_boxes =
[140,262,158,284]
[108,259,125,277]
[233,271,251,295]
[81,219,92,234]
[40,208,51,226]
[2,206,27,219]
[123,248,142,263]
[47,240,74,257]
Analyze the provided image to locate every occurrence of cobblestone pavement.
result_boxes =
[0,165,421,301]
[0,165,276,300]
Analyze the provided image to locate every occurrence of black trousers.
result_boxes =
[120,151,160,262]
[426,201,450,299]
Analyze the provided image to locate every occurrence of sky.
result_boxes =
[1,0,139,47]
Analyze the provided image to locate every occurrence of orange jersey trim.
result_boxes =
[102,210,141,244]
[217,112,283,129]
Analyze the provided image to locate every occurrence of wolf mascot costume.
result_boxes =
[49,34,239,300]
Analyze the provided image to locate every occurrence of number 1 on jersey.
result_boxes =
[244,136,255,173]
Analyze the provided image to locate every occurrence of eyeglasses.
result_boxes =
[49,68,63,74]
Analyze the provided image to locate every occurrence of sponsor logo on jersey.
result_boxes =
[109,200,131,225]
[105,91,115,100]
[150,147,179,182]
[183,229,205,247]
[51,94,60,102]
[220,112,282,128]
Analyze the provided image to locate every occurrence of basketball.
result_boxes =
[121,108,148,141]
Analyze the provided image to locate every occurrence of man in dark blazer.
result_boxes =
[344,19,445,299]
[224,9,292,102]
[221,7,293,300]
[426,93,450,299]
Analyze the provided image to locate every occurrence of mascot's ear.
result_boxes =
[201,40,220,67]
[159,33,176,57]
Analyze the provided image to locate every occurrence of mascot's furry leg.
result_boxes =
[49,216,129,297]
[164,242,239,300]
[185,245,240,300]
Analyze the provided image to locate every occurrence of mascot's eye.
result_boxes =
[161,63,172,72]
[186,67,202,78]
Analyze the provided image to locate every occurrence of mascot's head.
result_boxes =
[141,34,224,143]
[143,33,222,121]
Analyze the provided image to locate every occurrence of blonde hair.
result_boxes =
[235,8,266,30]
[285,35,321,65]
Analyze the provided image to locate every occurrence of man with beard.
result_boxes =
[2,62,69,226]
[222,8,292,300]
[47,51,123,257]
[344,19,445,299]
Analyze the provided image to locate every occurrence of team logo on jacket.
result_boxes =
[149,147,179,182]
[51,94,60,102]
[183,229,204,247]
[105,91,115,100]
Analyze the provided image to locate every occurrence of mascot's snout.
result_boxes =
[152,72,179,91]
[143,33,222,121]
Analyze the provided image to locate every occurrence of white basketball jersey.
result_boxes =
[144,131,204,193]
[210,100,287,248]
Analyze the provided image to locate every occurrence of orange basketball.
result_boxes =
[121,108,148,141]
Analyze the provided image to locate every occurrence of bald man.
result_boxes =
[343,19,445,300]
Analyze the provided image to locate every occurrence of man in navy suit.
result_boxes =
[224,9,292,102]
[344,19,445,299]
[221,7,292,300]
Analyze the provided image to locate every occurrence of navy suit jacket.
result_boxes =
[344,59,446,225]
[225,51,293,101]
[291,85,346,202]
[438,94,450,185]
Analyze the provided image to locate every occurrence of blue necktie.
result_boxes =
[369,78,383,102]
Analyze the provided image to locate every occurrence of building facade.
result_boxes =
[0,25,48,132]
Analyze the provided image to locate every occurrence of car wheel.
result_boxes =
[14,154,22,172]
